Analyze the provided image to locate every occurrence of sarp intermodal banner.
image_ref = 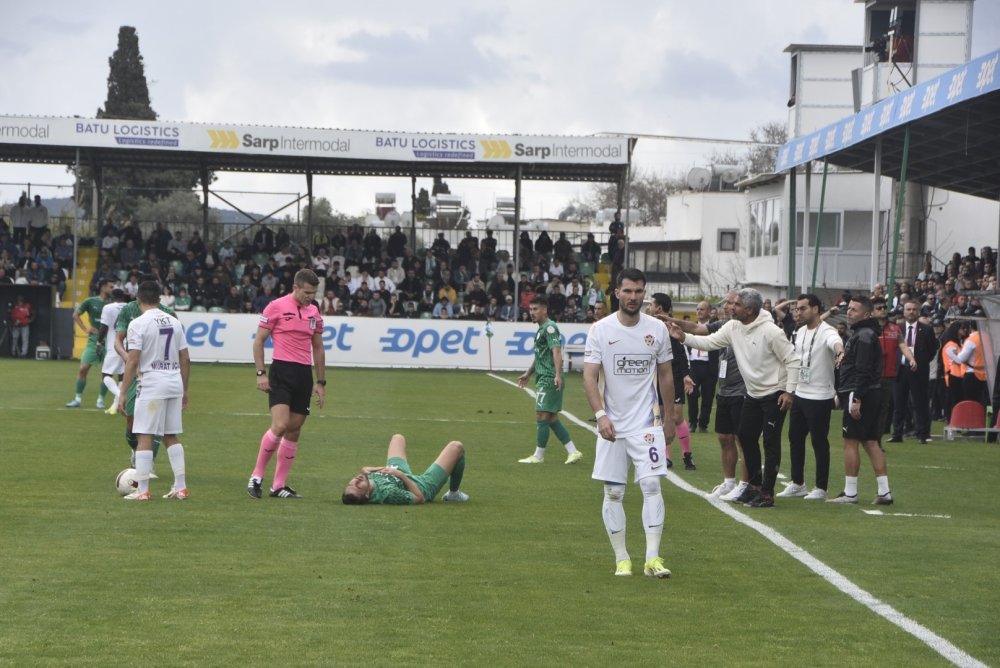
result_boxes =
[175,312,591,370]
[0,116,629,164]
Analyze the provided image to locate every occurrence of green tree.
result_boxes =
[133,191,216,226]
[709,120,787,176]
[588,169,686,225]
[75,26,205,223]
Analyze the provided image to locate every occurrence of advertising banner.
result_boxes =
[0,116,630,165]
[176,312,591,370]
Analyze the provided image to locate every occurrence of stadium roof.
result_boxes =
[0,116,633,184]
[775,46,1000,201]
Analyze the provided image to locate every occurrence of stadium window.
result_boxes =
[795,212,842,249]
[718,229,738,252]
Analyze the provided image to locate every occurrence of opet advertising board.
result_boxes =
[176,312,590,370]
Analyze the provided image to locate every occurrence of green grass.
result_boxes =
[1,360,998,666]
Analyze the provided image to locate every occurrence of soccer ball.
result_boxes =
[116,468,138,496]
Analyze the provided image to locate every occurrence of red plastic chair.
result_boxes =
[944,400,987,440]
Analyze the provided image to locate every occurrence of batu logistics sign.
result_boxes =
[0,115,629,165]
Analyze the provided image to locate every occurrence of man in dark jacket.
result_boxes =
[888,299,938,444]
[829,296,894,506]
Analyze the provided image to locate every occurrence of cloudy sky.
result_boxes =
[2,0,998,220]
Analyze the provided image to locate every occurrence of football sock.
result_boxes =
[252,430,281,480]
[125,428,138,450]
[135,450,153,494]
[603,485,629,561]
[103,376,120,402]
[844,476,859,497]
[98,382,108,399]
[152,437,161,460]
[550,419,571,444]
[677,421,692,454]
[639,477,664,560]
[167,444,186,490]
[272,438,298,490]
[449,453,466,492]
[75,379,85,396]
[876,475,890,496]
[535,420,551,449]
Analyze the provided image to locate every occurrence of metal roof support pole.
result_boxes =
[810,159,829,293]
[802,161,811,295]
[72,148,80,307]
[870,137,882,290]
[787,165,797,300]
[305,171,314,252]
[513,165,522,312]
[94,164,104,231]
[623,164,633,272]
[201,167,210,242]
[410,175,417,253]
[888,125,911,291]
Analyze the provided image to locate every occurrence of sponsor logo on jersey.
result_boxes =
[643,433,654,444]
[644,334,655,346]
[613,354,653,375]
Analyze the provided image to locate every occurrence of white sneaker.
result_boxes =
[442,490,469,502]
[720,481,748,502]
[564,451,584,465]
[96,398,106,410]
[803,488,828,500]
[709,480,737,498]
[776,482,808,498]
[518,455,543,464]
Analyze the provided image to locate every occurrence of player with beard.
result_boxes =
[584,268,675,578]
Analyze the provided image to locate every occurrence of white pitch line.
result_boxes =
[862,509,952,519]
[8,405,522,426]
[488,372,987,668]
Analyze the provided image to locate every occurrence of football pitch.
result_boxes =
[1,360,998,667]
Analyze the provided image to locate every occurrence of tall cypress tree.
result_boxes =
[77,26,204,224]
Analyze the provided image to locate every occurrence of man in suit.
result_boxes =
[889,300,938,444]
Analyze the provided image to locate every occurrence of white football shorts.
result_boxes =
[132,395,183,436]
[591,430,668,484]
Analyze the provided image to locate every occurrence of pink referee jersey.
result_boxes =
[259,294,324,365]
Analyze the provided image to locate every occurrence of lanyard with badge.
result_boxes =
[798,328,818,384]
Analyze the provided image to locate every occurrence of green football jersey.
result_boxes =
[115,300,178,335]
[367,471,416,505]
[533,319,562,379]
[77,296,109,343]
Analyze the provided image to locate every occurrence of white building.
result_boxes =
[631,0,998,301]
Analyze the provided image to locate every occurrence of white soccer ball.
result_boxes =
[116,468,138,496]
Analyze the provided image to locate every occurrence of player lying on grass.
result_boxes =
[341,434,468,505]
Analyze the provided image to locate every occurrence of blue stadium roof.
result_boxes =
[776,46,1000,200]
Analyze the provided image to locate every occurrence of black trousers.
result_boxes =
[738,392,787,496]
[892,366,929,439]
[787,396,833,491]
[688,360,717,430]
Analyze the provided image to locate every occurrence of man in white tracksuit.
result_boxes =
[667,288,799,508]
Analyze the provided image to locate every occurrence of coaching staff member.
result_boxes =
[247,269,327,499]
[829,296,893,505]
[667,288,799,508]
[889,299,938,444]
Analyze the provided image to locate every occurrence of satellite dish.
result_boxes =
[715,164,748,184]
[384,210,401,226]
[363,214,381,227]
[488,214,507,229]
[686,167,712,191]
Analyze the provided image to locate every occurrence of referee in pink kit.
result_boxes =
[248,269,327,499]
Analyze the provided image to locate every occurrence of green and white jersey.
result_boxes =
[77,296,109,343]
[367,471,416,505]
[533,319,561,380]
[115,300,177,335]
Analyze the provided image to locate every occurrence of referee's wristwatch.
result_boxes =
[316,379,327,386]
[256,369,266,377]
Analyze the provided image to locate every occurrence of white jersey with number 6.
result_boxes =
[584,311,673,436]
[126,309,187,399]
[99,301,127,375]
